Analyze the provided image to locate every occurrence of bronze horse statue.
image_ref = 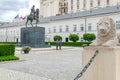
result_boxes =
[26,5,39,27]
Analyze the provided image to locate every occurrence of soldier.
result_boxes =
[56,40,59,50]
[59,39,62,50]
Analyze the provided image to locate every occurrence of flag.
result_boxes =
[19,15,23,20]
[23,16,26,20]
[14,14,19,19]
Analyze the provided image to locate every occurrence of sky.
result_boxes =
[0,0,40,22]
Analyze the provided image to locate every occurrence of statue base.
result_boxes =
[81,46,120,80]
[20,27,50,48]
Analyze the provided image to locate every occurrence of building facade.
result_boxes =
[0,0,120,42]
[40,0,120,17]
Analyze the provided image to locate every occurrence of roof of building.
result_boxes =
[39,6,120,23]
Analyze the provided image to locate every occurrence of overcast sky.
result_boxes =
[0,0,40,22]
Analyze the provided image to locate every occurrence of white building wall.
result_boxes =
[80,0,83,11]
[1,12,120,42]
[40,1,43,17]
[68,0,71,13]
[53,0,60,15]
[73,0,77,13]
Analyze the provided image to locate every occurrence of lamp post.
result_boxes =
[14,36,19,44]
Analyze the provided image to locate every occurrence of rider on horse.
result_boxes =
[30,5,36,19]
[26,5,39,27]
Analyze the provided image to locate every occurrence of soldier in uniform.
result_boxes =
[56,40,59,50]
[59,39,62,50]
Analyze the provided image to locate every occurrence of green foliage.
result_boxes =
[0,56,19,62]
[0,42,17,44]
[22,46,31,51]
[0,44,15,56]
[83,33,96,42]
[53,35,62,41]
[45,42,92,47]
[69,34,79,42]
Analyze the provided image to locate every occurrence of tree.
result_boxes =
[69,34,79,42]
[53,35,62,41]
[83,33,96,42]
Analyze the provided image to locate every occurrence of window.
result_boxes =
[73,25,77,32]
[88,23,92,31]
[83,0,86,8]
[90,0,93,7]
[59,8,61,12]
[81,27,84,31]
[64,3,67,6]
[71,6,73,10]
[71,0,73,4]
[49,28,51,33]
[80,24,84,31]
[77,0,79,9]
[66,25,69,32]
[116,21,120,29]
[107,0,109,5]
[59,26,62,32]
[77,5,79,9]
[59,2,61,6]
[71,0,73,10]
[88,26,92,31]
[53,27,56,33]
[97,0,100,6]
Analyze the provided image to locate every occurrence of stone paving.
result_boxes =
[0,46,83,80]
[0,68,51,80]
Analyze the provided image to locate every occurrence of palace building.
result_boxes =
[40,0,120,17]
[0,0,120,42]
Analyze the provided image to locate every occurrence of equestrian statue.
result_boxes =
[26,5,39,27]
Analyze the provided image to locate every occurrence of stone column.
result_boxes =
[81,46,120,80]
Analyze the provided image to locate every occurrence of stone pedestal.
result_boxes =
[81,46,120,80]
[20,27,50,48]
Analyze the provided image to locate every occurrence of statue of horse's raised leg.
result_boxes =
[30,20,33,27]
[26,20,28,27]
[35,19,38,27]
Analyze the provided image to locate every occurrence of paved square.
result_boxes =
[0,47,83,80]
